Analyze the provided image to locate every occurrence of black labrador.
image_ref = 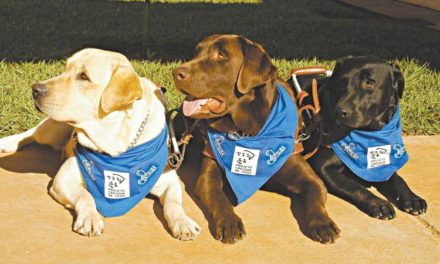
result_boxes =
[296,56,427,220]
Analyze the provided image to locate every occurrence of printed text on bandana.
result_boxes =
[231,146,260,175]
[367,145,391,169]
[104,170,130,199]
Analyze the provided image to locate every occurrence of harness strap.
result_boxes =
[297,79,320,116]
[311,79,320,114]
[290,67,331,160]
[297,91,309,106]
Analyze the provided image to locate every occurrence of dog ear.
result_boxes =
[202,34,223,43]
[390,63,405,99]
[237,40,277,94]
[331,55,353,78]
[100,63,143,114]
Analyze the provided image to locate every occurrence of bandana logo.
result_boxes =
[266,145,287,165]
[82,159,96,181]
[214,135,225,157]
[340,143,359,160]
[104,170,130,199]
[393,144,406,158]
[136,165,158,185]
[367,145,391,169]
[231,146,260,176]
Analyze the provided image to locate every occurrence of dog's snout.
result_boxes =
[336,107,351,119]
[174,67,189,81]
[32,83,47,99]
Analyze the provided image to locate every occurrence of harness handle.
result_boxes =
[290,66,332,76]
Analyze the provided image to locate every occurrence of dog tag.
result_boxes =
[231,146,260,175]
[104,170,130,199]
[367,145,391,169]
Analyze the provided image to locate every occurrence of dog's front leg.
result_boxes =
[309,148,397,220]
[197,157,246,244]
[0,124,38,153]
[265,155,340,244]
[374,173,427,215]
[49,156,104,236]
[0,118,72,153]
[150,170,201,241]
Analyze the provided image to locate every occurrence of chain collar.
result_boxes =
[127,108,151,150]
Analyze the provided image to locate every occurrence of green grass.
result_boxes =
[0,0,439,136]
[1,58,439,137]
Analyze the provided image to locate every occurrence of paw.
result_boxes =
[73,210,104,236]
[0,137,19,153]
[398,195,427,215]
[365,199,396,220]
[308,219,341,244]
[169,216,201,241]
[215,214,246,244]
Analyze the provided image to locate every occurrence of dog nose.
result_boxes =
[336,107,351,119]
[32,83,47,99]
[174,67,189,81]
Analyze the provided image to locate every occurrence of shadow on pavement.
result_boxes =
[1,0,439,69]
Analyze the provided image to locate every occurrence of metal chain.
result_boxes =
[228,131,250,140]
[295,130,311,144]
[127,108,151,150]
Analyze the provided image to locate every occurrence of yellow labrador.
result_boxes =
[0,48,200,240]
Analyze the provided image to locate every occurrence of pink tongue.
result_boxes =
[183,98,209,116]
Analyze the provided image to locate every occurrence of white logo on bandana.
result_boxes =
[104,170,130,199]
[340,142,359,160]
[265,145,287,165]
[231,146,260,176]
[367,145,391,169]
[136,165,158,185]
[82,159,96,181]
[393,144,406,158]
[214,135,225,157]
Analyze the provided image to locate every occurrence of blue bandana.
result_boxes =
[331,106,408,182]
[75,126,168,217]
[208,84,298,204]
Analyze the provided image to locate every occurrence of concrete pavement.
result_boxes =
[0,136,439,263]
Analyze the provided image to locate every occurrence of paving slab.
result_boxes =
[340,0,440,30]
[0,136,439,264]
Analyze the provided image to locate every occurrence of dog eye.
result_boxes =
[363,79,375,89]
[217,50,227,60]
[79,72,89,81]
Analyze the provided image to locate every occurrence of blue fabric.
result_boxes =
[331,106,408,182]
[208,84,298,204]
[75,126,168,217]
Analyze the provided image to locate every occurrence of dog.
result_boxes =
[295,55,427,220]
[0,48,200,240]
[173,34,340,244]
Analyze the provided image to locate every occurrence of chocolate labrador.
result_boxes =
[295,56,427,220]
[173,34,340,244]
